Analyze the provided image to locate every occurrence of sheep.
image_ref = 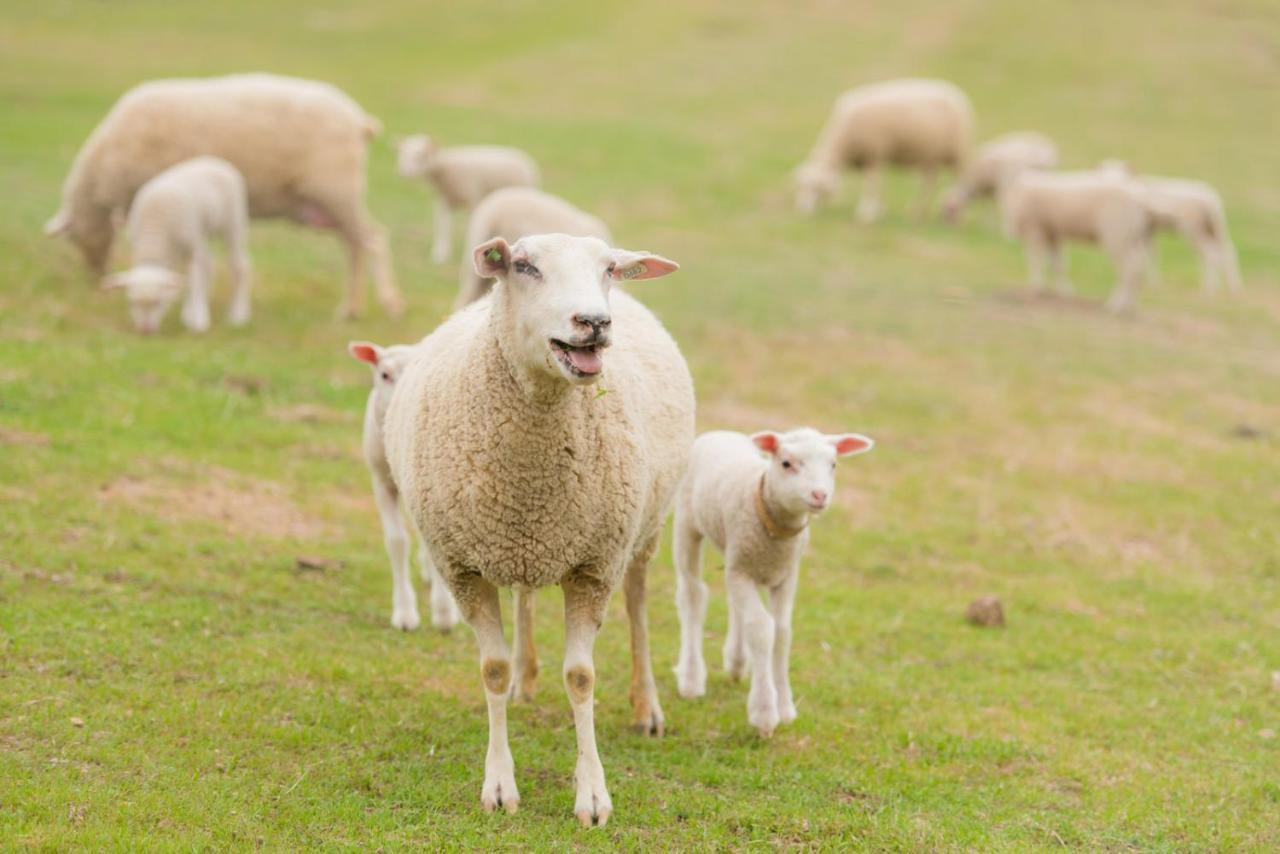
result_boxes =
[44,72,403,319]
[672,428,874,737]
[348,340,461,633]
[794,78,974,222]
[1000,168,1170,313]
[100,157,250,334]
[395,135,540,265]
[383,233,693,826]
[943,131,1059,223]
[455,187,611,309]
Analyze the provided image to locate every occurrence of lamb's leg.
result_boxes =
[722,563,748,682]
[915,166,938,221]
[181,248,212,332]
[510,587,538,702]
[857,163,883,224]
[363,219,404,317]
[455,575,519,814]
[623,532,664,736]
[727,568,778,737]
[768,567,800,725]
[226,227,253,327]
[431,197,453,265]
[673,517,709,699]
[372,475,419,631]
[415,533,458,631]
[562,574,613,827]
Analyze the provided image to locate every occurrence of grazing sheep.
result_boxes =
[943,131,1059,223]
[1000,168,1170,313]
[45,73,403,318]
[348,340,460,632]
[673,429,874,737]
[101,157,251,335]
[396,135,540,265]
[795,78,974,222]
[383,233,693,826]
[455,187,611,309]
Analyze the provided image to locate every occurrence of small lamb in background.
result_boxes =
[395,134,540,265]
[943,131,1059,223]
[673,428,874,737]
[102,156,251,334]
[348,340,460,632]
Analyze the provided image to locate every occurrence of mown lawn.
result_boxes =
[2,0,1278,848]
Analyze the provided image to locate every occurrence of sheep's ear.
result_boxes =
[831,433,875,456]
[609,250,679,282]
[474,238,511,278]
[44,210,70,237]
[751,431,781,455]
[100,272,131,291]
[348,341,381,365]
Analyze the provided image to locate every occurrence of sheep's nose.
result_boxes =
[810,490,828,506]
[573,313,611,334]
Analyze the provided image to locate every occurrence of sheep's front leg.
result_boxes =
[1194,236,1220,294]
[857,163,883,224]
[181,248,212,332]
[1105,243,1147,314]
[915,166,938,221]
[510,587,538,702]
[674,519,709,699]
[768,567,800,725]
[1023,231,1049,294]
[727,568,778,737]
[562,574,613,827]
[456,575,519,814]
[372,474,419,631]
[431,197,454,265]
[1048,240,1072,295]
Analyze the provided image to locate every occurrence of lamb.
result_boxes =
[383,233,694,826]
[943,131,1059,223]
[794,78,974,222]
[455,187,611,309]
[348,340,460,632]
[672,429,874,738]
[45,73,403,319]
[100,157,251,334]
[395,135,540,265]
[1000,168,1169,313]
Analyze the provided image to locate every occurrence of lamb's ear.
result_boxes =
[608,250,679,282]
[831,433,875,456]
[44,210,70,237]
[751,431,781,455]
[348,341,381,365]
[100,272,131,291]
[474,238,511,278]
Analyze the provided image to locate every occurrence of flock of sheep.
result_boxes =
[43,71,1242,828]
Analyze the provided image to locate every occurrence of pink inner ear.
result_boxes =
[610,254,679,281]
[349,343,379,365]
[834,435,873,455]
[752,432,780,454]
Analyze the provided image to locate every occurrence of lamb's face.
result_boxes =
[754,428,875,516]
[349,341,417,408]
[794,163,838,214]
[396,135,436,178]
[101,265,184,334]
[472,234,678,387]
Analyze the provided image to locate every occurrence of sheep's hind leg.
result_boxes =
[562,573,613,827]
[624,532,664,736]
[456,575,519,814]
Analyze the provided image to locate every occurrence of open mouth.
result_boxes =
[549,338,605,378]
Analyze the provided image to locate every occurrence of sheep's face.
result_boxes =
[101,265,184,334]
[473,234,678,387]
[794,163,839,214]
[753,428,875,516]
[349,341,418,408]
[396,135,437,178]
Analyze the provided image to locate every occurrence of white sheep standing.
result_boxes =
[455,187,611,309]
[943,131,1059,223]
[45,73,403,319]
[348,340,460,632]
[673,429,874,737]
[395,134,540,265]
[383,233,694,826]
[101,156,251,334]
[795,78,974,222]
[1000,168,1171,313]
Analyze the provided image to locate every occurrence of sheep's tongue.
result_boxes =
[567,347,602,375]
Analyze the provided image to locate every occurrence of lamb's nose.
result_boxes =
[810,490,828,505]
[573,313,611,333]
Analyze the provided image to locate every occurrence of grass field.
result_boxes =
[2,0,1279,848]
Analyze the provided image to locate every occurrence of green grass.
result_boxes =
[2,0,1279,848]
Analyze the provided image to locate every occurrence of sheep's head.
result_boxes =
[793,162,839,214]
[349,340,418,407]
[396,134,438,178]
[46,207,113,276]
[101,265,184,334]
[752,428,874,516]
[473,234,678,387]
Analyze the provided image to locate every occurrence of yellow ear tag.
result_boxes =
[621,263,647,280]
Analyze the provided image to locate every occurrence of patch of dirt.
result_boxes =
[0,426,49,446]
[267,404,355,425]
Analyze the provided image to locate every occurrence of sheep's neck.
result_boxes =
[756,473,808,540]
[487,294,574,407]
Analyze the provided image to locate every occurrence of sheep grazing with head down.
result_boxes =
[943,131,1059,223]
[46,73,402,318]
[455,187,611,309]
[383,233,694,827]
[348,340,460,633]
[395,134,540,265]
[672,428,874,737]
[795,78,974,222]
[102,156,251,334]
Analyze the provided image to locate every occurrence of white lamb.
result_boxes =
[46,73,402,318]
[383,233,694,826]
[396,135,540,265]
[101,157,251,335]
[795,78,974,222]
[673,429,874,738]
[348,340,460,632]
[455,187,611,309]
[943,131,1059,223]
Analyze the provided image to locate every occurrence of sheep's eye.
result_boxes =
[513,259,540,278]
[380,371,392,381]
[781,460,792,470]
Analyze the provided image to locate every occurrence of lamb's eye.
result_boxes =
[380,371,392,381]
[513,259,540,278]
[781,460,792,470]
